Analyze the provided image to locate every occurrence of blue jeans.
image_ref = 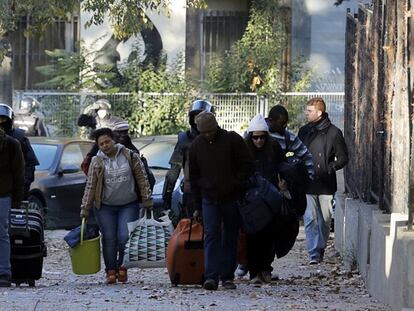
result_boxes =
[94,202,140,271]
[303,194,333,260]
[0,197,11,277]
[202,199,240,282]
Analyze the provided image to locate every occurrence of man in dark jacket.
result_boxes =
[298,97,348,264]
[189,112,253,290]
[0,126,25,287]
[0,104,39,198]
[163,99,214,219]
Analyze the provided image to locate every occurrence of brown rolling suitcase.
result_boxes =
[166,218,204,285]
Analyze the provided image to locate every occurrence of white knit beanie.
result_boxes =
[247,113,269,133]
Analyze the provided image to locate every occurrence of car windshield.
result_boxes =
[32,144,58,170]
[139,141,175,169]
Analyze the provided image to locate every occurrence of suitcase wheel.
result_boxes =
[171,274,180,286]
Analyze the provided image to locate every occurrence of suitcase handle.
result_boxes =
[10,201,30,232]
[187,217,204,242]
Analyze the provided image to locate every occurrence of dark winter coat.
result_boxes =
[0,131,25,207]
[298,114,348,195]
[245,136,301,259]
[245,137,286,186]
[165,128,198,196]
[10,128,39,196]
[189,128,253,204]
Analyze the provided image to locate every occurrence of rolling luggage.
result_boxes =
[9,202,47,286]
[166,218,204,285]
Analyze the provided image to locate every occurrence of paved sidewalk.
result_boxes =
[0,228,389,311]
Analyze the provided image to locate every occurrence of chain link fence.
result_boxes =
[13,91,344,137]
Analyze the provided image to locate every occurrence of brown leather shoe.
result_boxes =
[117,266,128,283]
[106,270,117,284]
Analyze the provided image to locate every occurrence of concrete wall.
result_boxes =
[335,195,414,311]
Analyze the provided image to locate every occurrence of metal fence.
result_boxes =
[13,91,344,136]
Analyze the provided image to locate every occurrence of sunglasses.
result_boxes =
[251,135,266,141]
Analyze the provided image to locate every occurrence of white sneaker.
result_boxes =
[235,264,248,277]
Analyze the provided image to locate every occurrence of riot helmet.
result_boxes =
[95,99,112,120]
[188,100,214,129]
[0,103,14,133]
[20,96,38,113]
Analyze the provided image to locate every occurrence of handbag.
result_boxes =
[123,209,173,268]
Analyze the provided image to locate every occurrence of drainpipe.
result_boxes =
[24,14,30,91]
[407,0,414,230]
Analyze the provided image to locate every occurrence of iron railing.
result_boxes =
[13,91,344,136]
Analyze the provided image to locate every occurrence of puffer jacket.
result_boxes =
[80,146,152,217]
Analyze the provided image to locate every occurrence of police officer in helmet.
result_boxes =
[13,96,48,137]
[163,100,214,219]
[0,104,39,198]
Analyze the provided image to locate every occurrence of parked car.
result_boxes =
[28,138,94,229]
[133,135,183,218]
[28,135,182,229]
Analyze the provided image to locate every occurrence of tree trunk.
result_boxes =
[0,36,13,105]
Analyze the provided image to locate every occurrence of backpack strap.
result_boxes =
[284,130,291,153]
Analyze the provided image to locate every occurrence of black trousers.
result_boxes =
[246,219,276,279]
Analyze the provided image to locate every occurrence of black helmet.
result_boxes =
[190,100,214,114]
[0,103,14,134]
[189,100,214,128]
[0,103,13,120]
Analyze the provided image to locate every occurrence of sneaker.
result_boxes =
[250,275,263,285]
[0,276,11,287]
[235,264,248,277]
[261,271,271,283]
[203,279,218,291]
[222,280,237,290]
[309,259,319,265]
[117,266,128,283]
[106,270,117,284]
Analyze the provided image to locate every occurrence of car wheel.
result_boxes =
[28,195,45,216]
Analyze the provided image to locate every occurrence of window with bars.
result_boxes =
[201,11,248,79]
[11,16,79,90]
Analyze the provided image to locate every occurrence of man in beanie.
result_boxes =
[189,112,253,290]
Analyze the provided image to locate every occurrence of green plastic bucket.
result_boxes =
[69,218,101,275]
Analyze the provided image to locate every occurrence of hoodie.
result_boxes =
[97,144,137,206]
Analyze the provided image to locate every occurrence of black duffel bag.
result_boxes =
[238,174,283,234]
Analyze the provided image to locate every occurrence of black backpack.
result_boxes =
[138,152,155,191]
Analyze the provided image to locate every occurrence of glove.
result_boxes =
[80,208,89,219]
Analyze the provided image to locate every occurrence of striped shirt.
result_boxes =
[270,130,314,180]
